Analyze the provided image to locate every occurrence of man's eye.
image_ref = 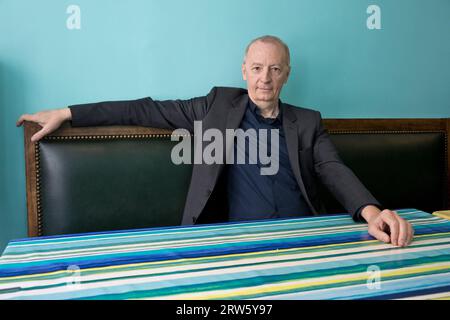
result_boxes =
[252,67,261,72]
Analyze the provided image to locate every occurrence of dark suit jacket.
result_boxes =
[69,87,381,224]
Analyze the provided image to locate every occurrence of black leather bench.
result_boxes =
[23,118,450,237]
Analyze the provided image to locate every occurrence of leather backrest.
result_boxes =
[38,138,192,235]
[318,132,447,214]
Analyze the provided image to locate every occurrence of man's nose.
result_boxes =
[261,68,271,83]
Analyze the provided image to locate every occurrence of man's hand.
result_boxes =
[361,205,414,247]
[16,108,72,142]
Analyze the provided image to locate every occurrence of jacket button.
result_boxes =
[192,216,197,223]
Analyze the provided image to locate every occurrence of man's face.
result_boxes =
[242,41,290,107]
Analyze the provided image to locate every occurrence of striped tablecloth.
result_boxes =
[0,208,449,300]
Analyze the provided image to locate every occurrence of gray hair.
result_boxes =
[243,35,291,67]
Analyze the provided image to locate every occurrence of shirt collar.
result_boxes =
[248,97,283,125]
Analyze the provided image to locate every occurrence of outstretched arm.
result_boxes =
[17,87,217,141]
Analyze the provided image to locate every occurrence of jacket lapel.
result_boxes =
[282,104,318,215]
[223,94,249,161]
[228,94,248,129]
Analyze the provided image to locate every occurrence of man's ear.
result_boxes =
[242,63,247,81]
[284,66,291,84]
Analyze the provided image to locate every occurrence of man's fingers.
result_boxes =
[404,221,414,246]
[379,210,415,247]
[31,127,50,142]
[406,223,415,245]
[368,210,414,247]
[16,114,27,126]
[397,218,409,247]
[380,211,399,246]
[369,226,390,243]
[16,114,36,127]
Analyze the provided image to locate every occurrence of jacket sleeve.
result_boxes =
[68,87,218,133]
[312,111,382,222]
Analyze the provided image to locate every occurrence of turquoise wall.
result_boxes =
[1,0,449,253]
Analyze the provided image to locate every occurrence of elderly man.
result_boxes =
[17,35,414,247]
